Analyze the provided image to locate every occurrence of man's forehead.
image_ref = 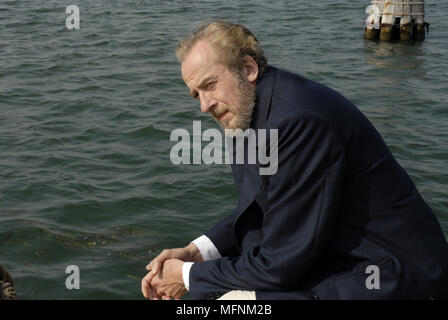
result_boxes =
[181,40,219,83]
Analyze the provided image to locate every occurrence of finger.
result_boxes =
[146,258,158,271]
[156,287,166,298]
[151,260,162,274]
[152,249,172,273]
[150,273,160,288]
[150,287,160,300]
[146,259,160,274]
[141,277,150,299]
[162,295,171,300]
[142,272,157,299]
[173,292,185,300]
[146,258,156,271]
[147,268,162,290]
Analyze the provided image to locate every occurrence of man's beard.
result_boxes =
[212,72,256,133]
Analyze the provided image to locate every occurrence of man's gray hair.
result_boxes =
[176,20,268,80]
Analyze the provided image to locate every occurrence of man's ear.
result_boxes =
[243,56,259,85]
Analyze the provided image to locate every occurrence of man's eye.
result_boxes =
[206,81,217,89]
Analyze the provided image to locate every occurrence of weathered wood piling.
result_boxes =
[364,0,429,42]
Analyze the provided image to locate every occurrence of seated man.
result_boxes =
[141,20,448,300]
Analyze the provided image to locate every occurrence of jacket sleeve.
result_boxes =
[189,111,346,299]
[204,207,240,258]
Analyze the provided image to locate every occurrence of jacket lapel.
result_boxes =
[230,66,278,216]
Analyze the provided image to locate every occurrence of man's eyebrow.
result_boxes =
[189,88,198,98]
[188,75,217,97]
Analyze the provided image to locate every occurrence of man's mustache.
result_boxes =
[212,105,231,119]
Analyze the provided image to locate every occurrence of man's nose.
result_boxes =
[199,92,217,114]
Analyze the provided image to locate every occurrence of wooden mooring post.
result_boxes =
[364,0,430,42]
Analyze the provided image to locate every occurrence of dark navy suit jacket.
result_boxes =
[189,66,448,299]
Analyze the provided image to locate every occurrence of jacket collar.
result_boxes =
[250,66,277,130]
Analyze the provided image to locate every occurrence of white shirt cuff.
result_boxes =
[192,235,221,261]
[182,262,194,291]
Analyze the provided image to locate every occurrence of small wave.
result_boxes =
[109,110,139,121]
[93,40,110,47]
[124,125,169,139]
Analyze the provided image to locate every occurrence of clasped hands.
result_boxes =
[141,243,203,300]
